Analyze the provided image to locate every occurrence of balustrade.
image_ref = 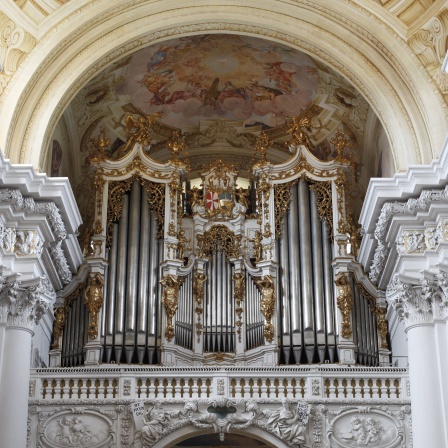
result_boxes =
[30,366,408,402]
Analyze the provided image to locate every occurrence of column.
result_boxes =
[388,273,447,448]
[0,275,52,448]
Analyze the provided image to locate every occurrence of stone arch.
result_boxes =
[152,426,291,448]
[1,0,446,172]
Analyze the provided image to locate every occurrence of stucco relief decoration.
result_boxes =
[0,273,52,329]
[409,9,448,97]
[132,398,310,447]
[38,408,115,448]
[0,12,36,95]
[327,407,404,448]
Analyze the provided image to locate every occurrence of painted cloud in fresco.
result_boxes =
[117,34,318,128]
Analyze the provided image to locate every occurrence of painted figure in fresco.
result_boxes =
[265,62,296,93]
[51,140,63,177]
[140,69,175,104]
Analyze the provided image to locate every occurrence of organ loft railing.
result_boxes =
[49,116,390,368]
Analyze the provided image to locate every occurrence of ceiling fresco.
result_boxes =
[116,34,318,129]
[54,33,391,224]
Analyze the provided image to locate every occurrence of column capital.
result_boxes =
[0,271,54,330]
[387,270,448,329]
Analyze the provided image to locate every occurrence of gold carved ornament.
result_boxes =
[233,272,245,343]
[51,307,66,350]
[285,115,313,150]
[122,110,163,155]
[274,182,295,237]
[255,275,276,343]
[84,273,105,340]
[196,225,242,260]
[106,177,165,246]
[86,127,111,165]
[335,273,353,339]
[167,129,189,168]
[193,272,207,343]
[309,180,333,237]
[160,274,180,342]
[253,131,271,167]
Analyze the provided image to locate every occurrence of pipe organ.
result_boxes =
[51,120,390,368]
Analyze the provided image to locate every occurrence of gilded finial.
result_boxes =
[88,127,111,163]
[167,130,189,168]
[330,131,353,162]
[254,131,271,166]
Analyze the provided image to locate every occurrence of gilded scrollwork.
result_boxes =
[84,273,105,340]
[335,273,353,339]
[274,182,294,237]
[106,177,165,246]
[193,272,207,342]
[309,180,333,236]
[196,225,242,260]
[233,272,245,343]
[160,274,180,342]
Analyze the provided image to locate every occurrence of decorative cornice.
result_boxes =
[369,185,448,284]
[0,187,72,284]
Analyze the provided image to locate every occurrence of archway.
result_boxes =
[152,427,290,448]
[1,0,446,173]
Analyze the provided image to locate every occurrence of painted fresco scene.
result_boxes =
[116,34,319,129]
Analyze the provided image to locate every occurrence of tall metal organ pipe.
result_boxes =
[287,184,302,363]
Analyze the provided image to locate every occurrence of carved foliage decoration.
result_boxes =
[106,177,165,246]
[0,274,53,329]
[309,180,333,236]
[274,182,294,237]
[409,9,448,96]
[196,225,242,260]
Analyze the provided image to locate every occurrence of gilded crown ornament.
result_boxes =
[254,131,271,166]
[167,129,189,166]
